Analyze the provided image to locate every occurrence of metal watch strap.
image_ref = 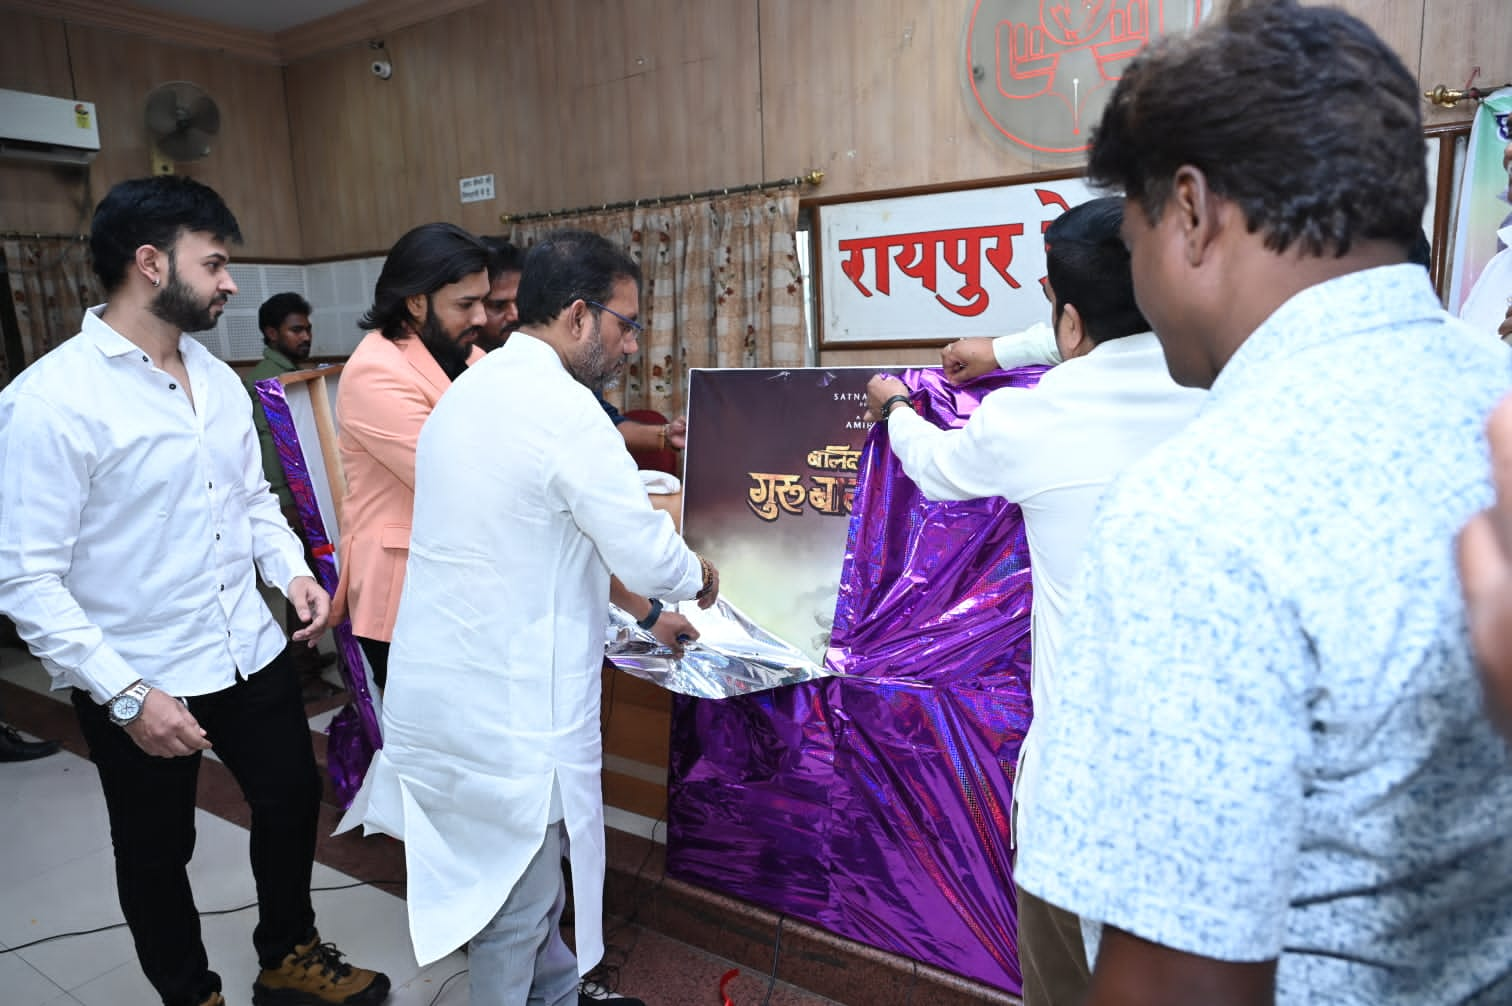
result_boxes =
[107,680,152,725]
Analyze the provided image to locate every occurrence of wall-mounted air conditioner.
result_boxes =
[0,87,100,167]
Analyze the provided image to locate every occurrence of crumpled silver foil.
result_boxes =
[604,597,834,698]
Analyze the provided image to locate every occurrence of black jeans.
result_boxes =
[72,653,322,1006]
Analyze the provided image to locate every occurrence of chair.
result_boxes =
[623,408,680,476]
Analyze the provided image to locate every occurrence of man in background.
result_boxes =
[478,236,524,351]
[245,291,314,512]
[243,292,333,693]
[1013,5,1512,1003]
[333,223,489,690]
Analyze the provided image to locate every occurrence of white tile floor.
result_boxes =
[0,653,473,1006]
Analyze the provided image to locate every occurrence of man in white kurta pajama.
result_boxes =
[338,230,717,1006]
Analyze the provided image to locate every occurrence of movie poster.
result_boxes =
[681,367,902,663]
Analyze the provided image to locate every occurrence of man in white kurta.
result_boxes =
[865,198,1205,1006]
[338,230,715,1006]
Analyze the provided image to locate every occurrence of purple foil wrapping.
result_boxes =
[667,366,1045,995]
[255,376,381,806]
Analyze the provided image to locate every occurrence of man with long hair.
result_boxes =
[333,222,491,690]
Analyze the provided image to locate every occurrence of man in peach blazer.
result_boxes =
[335,223,491,689]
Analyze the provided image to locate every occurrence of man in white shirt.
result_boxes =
[0,176,388,1006]
[864,197,1205,1006]
[1459,137,1512,341]
[338,229,719,1006]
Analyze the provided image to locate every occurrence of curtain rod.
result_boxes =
[498,170,824,225]
[1424,82,1511,107]
[0,231,89,242]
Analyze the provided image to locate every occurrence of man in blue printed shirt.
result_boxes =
[1014,4,1512,1005]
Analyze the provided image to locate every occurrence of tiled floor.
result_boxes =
[0,643,839,1006]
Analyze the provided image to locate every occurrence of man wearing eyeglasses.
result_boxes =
[339,229,719,1006]
[580,300,688,457]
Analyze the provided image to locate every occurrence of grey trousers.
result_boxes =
[468,821,580,1006]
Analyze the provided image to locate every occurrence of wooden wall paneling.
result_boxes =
[448,3,507,238]
[760,0,1033,201]
[285,45,411,258]
[0,10,73,95]
[1418,0,1512,128]
[391,13,473,231]
[48,22,303,257]
[284,0,765,252]
[0,10,87,236]
[616,0,763,201]
[496,0,569,215]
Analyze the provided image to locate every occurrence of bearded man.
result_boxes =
[0,175,387,1006]
[333,222,491,690]
[339,229,718,1006]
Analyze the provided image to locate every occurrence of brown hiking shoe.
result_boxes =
[251,934,390,1005]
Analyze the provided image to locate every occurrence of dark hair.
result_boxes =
[358,223,491,340]
[515,229,641,328]
[1408,230,1432,269]
[258,292,312,335]
[1044,197,1147,344]
[1087,2,1425,258]
[481,236,525,282]
[89,176,243,292]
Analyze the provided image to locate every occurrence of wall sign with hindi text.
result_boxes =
[961,1,1208,156]
[818,175,1094,346]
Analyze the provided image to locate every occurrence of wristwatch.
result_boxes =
[637,598,664,630]
[107,680,153,727]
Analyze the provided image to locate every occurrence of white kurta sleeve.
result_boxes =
[549,418,702,601]
[885,386,1052,504]
[993,321,1062,369]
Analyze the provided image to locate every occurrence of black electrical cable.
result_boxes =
[0,878,404,955]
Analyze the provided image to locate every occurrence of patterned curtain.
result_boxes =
[507,188,806,418]
[2,237,102,382]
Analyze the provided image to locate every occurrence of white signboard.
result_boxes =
[459,173,496,204]
[819,176,1095,345]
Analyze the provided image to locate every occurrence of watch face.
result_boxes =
[111,695,143,722]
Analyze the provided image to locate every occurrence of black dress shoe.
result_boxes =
[580,981,646,1005]
[0,723,60,762]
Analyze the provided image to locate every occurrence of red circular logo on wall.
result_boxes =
[962,0,1207,156]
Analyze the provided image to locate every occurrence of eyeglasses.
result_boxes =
[587,300,643,337]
